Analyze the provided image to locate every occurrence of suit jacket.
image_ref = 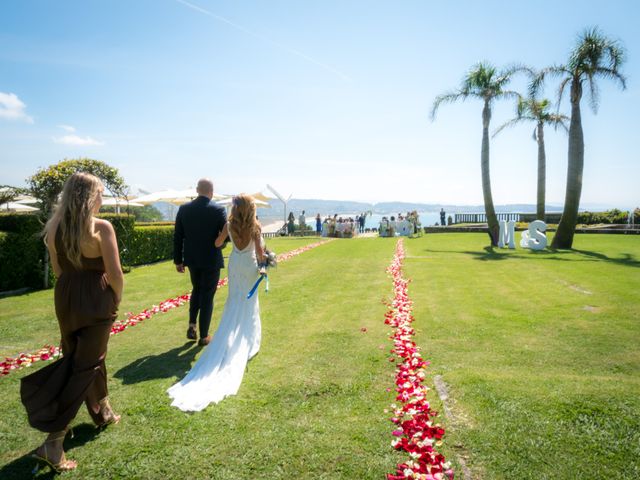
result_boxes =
[173,196,227,269]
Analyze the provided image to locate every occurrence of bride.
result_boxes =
[167,194,266,411]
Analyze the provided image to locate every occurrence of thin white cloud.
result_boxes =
[57,124,76,133]
[175,0,352,82]
[53,134,105,146]
[0,92,34,123]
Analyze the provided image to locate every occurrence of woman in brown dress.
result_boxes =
[20,172,124,472]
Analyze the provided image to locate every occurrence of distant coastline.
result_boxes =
[152,198,632,222]
[255,198,568,221]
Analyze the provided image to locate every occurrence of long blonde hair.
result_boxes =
[228,194,261,242]
[46,172,103,269]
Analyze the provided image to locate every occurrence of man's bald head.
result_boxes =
[196,178,214,199]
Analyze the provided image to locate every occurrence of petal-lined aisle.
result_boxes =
[385,239,453,480]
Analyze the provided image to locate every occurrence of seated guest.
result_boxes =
[379,217,389,237]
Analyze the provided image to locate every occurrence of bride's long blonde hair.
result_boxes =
[45,172,103,269]
[228,194,261,242]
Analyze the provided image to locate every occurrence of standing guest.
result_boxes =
[21,172,123,473]
[440,208,446,227]
[389,215,397,237]
[174,178,227,346]
[359,213,366,233]
[298,210,306,231]
[315,213,322,235]
[287,211,295,236]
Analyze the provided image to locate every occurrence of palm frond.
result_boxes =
[498,89,521,102]
[506,63,535,79]
[586,74,600,112]
[556,76,572,111]
[492,117,526,138]
[532,127,538,142]
[595,67,628,89]
[430,91,469,120]
[547,115,570,134]
[529,65,566,99]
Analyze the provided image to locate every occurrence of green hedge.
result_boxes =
[0,213,176,291]
[95,214,174,266]
[128,225,174,265]
[577,209,628,225]
[0,213,45,291]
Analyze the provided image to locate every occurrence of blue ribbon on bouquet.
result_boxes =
[247,273,268,299]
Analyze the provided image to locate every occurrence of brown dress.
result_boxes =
[20,229,118,433]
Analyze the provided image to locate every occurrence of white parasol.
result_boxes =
[134,189,228,206]
[0,202,39,212]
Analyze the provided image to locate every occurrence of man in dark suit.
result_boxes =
[173,178,227,345]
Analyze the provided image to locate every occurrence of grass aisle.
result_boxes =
[403,233,640,479]
[1,237,403,479]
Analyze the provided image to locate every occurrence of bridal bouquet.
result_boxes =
[263,249,277,269]
[248,248,277,299]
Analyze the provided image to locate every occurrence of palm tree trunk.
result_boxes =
[536,123,546,221]
[552,81,584,249]
[481,101,499,245]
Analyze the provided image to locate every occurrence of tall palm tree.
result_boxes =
[493,97,569,220]
[532,27,626,249]
[431,62,518,246]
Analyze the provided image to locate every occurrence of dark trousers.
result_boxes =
[188,267,221,338]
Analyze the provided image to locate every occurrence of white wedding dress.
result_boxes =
[167,228,262,411]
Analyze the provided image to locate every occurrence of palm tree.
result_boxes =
[493,97,569,220]
[532,27,626,249]
[431,62,519,246]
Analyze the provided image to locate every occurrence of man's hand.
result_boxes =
[176,263,185,273]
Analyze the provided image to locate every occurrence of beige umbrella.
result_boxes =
[14,195,39,204]
[102,197,144,207]
[216,197,270,208]
[250,192,273,203]
[134,189,228,206]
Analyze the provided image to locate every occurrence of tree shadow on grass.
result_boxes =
[569,249,640,268]
[422,246,639,267]
[114,341,201,385]
[0,423,100,480]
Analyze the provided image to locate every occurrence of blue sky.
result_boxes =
[1,0,638,208]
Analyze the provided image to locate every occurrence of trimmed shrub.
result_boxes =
[93,215,173,266]
[0,213,45,291]
[128,225,174,265]
[135,221,175,227]
[577,209,628,225]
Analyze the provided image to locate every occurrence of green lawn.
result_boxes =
[1,234,639,479]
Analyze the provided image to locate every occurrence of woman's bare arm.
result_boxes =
[254,230,266,267]
[215,223,229,248]
[95,219,124,304]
